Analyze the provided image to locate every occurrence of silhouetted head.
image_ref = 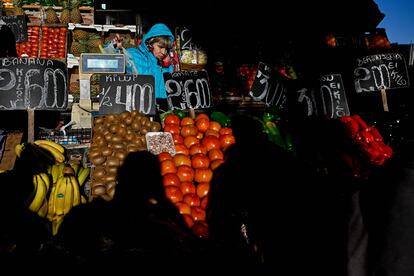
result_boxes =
[114,151,164,207]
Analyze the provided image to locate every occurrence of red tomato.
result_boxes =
[219,134,236,148]
[207,148,224,161]
[180,117,194,126]
[183,135,200,149]
[192,221,209,238]
[160,159,176,176]
[176,165,194,182]
[194,168,213,183]
[181,125,198,137]
[162,173,180,187]
[165,185,183,203]
[219,127,233,136]
[196,182,210,198]
[208,121,221,132]
[183,214,194,228]
[191,206,206,221]
[191,153,210,169]
[189,143,207,156]
[164,114,180,125]
[173,153,192,167]
[175,144,189,156]
[210,159,224,170]
[200,195,209,209]
[195,113,209,121]
[158,151,172,162]
[175,201,191,215]
[195,118,210,133]
[179,181,196,195]
[183,193,201,207]
[163,123,180,135]
[202,135,221,151]
[172,134,184,145]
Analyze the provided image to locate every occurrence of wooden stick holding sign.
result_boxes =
[27,109,35,142]
[380,89,389,112]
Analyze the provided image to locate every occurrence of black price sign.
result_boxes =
[248,62,287,109]
[0,15,28,42]
[317,74,350,118]
[354,53,410,93]
[0,58,68,110]
[99,74,156,115]
[164,70,212,110]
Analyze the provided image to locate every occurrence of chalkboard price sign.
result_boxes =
[354,53,410,93]
[317,74,349,118]
[248,62,287,109]
[164,70,212,110]
[0,15,28,42]
[0,58,68,110]
[177,26,194,51]
[99,74,156,115]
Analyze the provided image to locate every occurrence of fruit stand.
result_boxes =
[0,1,412,273]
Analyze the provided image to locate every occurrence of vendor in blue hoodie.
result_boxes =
[107,23,175,109]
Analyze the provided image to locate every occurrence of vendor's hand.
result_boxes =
[113,34,124,49]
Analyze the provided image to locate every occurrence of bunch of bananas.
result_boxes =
[16,139,66,164]
[28,162,91,235]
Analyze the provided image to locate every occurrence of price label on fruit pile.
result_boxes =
[0,58,68,110]
[99,74,156,115]
[164,70,212,110]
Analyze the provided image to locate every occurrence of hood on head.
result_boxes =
[142,23,175,47]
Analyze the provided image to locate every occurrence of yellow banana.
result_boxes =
[81,195,88,204]
[28,174,47,213]
[69,163,80,176]
[54,176,67,216]
[63,176,73,215]
[39,172,51,191]
[36,143,65,163]
[52,215,64,236]
[33,139,65,154]
[37,198,48,218]
[47,182,57,221]
[77,166,90,187]
[15,143,24,157]
[69,175,81,207]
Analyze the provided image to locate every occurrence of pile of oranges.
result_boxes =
[158,113,235,238]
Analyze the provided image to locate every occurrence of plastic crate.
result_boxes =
[37,128,92,145]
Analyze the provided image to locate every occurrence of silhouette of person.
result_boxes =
[59,150,200,272]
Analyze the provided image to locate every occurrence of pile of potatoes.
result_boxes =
[88,110,161,201]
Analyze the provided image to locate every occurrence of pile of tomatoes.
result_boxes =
[158,113,236,238]
[15,25,67,59]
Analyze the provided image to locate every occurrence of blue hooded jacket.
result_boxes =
[124,23,175,99]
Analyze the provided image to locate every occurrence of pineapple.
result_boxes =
[13,0,25,16]
[59,0,70,23]
[69,0,82,23]
[86,34,102,49]
[72,29,89,41]
[43,0,60,24]
[70,40,87,56]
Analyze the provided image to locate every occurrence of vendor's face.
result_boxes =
[151,43,168,60]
